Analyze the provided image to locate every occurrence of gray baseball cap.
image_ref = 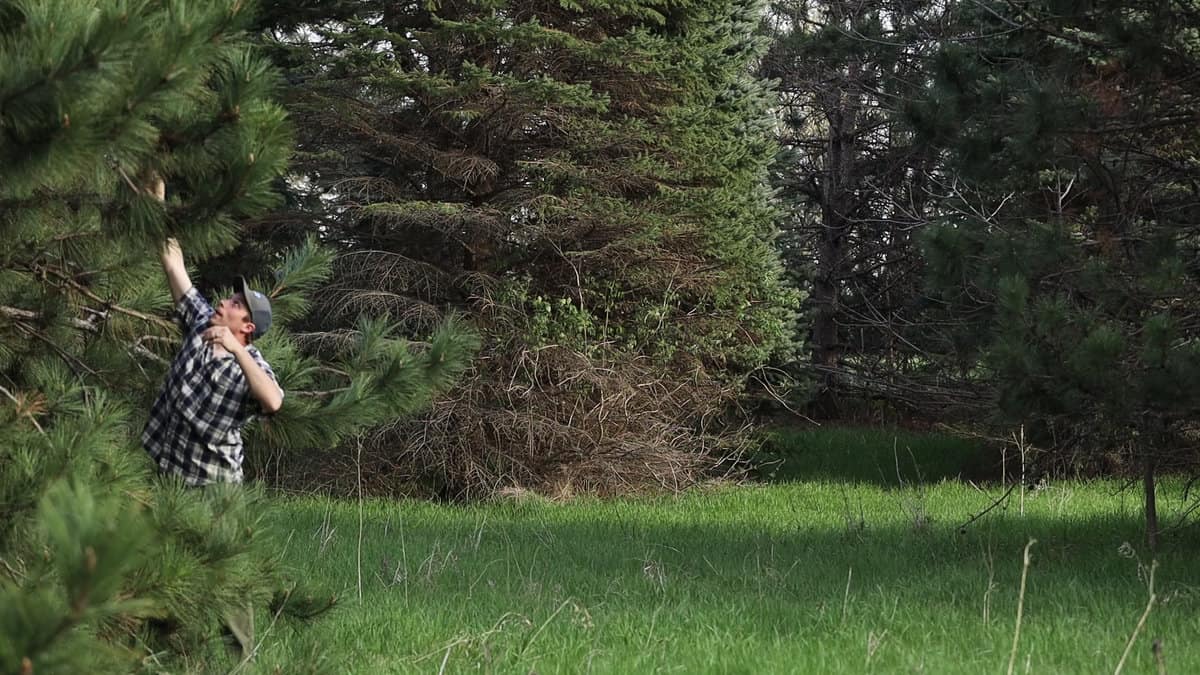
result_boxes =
[237,276,273,339]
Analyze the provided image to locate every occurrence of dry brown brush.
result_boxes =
[261,287,753,500]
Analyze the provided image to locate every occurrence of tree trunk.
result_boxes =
[810,56,860,414]
[1143,448,1158,552]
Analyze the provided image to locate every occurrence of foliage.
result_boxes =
[914,1,1200,469]
[259,0,799,496]
[0,0,472,670]
[760,1,948,413]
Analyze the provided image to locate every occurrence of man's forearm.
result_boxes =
[232,346,284,414]
[160,238,192,304]
[143,178,191,304]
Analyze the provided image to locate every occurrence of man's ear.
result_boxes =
[241,322,256,338]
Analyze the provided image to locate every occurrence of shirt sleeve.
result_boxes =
[176,287,214,332]
[206,348,282,417]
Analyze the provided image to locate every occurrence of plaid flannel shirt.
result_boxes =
[141,287,281,485]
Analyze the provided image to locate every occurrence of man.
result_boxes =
[140,176,283,486]
[136,177,282,660]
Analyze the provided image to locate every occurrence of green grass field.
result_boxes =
[227,430,1200,674]
[756,426,996,485]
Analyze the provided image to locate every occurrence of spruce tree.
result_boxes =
[0,1,473,671]
[912,0,1200,546]
[261,0,799,495]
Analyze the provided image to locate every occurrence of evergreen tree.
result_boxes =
[261,0,799,496]
[760,1,954,416]
[0,1,473,671]
[912,0,1200,546]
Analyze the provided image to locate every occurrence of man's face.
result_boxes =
[210,293,255,340]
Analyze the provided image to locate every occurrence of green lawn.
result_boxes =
[228,469,1200,674]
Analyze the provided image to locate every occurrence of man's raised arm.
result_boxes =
[160,238,193,305]
[145,176,192,305]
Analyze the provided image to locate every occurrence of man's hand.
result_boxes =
[206,326,285,414]
[161,237,184,268]
[202,325,244,354]
[144,172,165,202]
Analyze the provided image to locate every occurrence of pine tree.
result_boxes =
[260,0,799,496]
[912,0,1200,547]
[760,1,952,416]
[0,1,474,671]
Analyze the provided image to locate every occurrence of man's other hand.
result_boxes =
[201,325,244,353]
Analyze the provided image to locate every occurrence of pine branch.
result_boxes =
[0,555,24,581]
[997,0,1112,51]
[37,266,175,331]
[0,305,96,332]
[13,323,99,379]
[0,383,45,433]
[290,387,351,398]
[129,336,171,366]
